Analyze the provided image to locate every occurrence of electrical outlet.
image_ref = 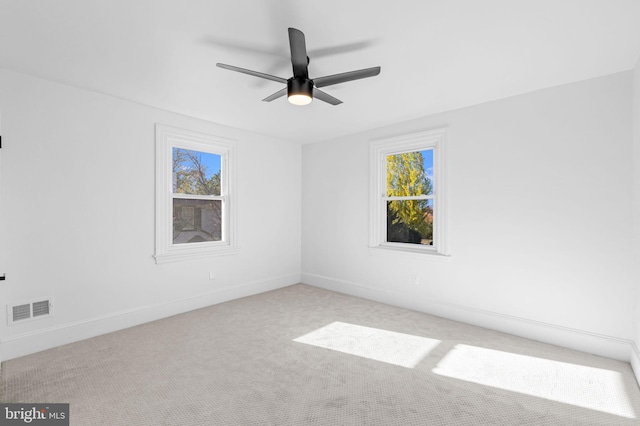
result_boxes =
[411,274,420,285]
[209,272,215,280]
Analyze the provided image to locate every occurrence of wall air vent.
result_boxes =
[12,304,31,322]
[8,298,53,325]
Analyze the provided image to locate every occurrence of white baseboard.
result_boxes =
[0,273,300,362]
[302,272,635,363]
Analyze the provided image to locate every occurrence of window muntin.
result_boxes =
[155,125,237,264]
[369,128,448,256]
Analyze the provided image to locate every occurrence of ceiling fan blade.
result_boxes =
[314,66,381,88]
[216,63,287,84]
[288,27,309,79]
[262,88,288,102]
[309,40,376,59]
[313,88,343,105]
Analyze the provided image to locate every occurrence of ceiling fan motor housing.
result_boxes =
[288,78,313,99]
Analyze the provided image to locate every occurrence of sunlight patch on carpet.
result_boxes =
[432,344,636,419]
[293,321,440,368]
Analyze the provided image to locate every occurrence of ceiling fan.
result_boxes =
[216,28,381,106]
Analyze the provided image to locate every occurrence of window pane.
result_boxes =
[173,199,222,244]
[386,149,433,197]
[387,199,433,245]
[172,148,221,196]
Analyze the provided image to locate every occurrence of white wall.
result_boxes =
[1,66,636,366]
[302,71,636,360]
[0,69,301,361]
[631,57,640,381]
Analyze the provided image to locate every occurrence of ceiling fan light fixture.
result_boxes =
[288,94,312,106]
[287,78,313,106]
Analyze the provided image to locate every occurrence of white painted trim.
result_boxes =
[301,272,634,362]
[368,245,452,261]
[0,273,300,361]
[369,127,449,255]
[155,124,238,264]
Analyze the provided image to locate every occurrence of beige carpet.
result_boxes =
[1,284,639,425]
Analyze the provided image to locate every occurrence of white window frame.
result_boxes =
[155,124,238,264]
[369,127,449,256]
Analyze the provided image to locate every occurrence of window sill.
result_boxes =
[154,245,240,264]
[369,244,451,261]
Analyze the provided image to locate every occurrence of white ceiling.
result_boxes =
[1,0,639,144]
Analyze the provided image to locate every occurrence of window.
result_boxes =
[155,125,237,263]
[369,128,449,255]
